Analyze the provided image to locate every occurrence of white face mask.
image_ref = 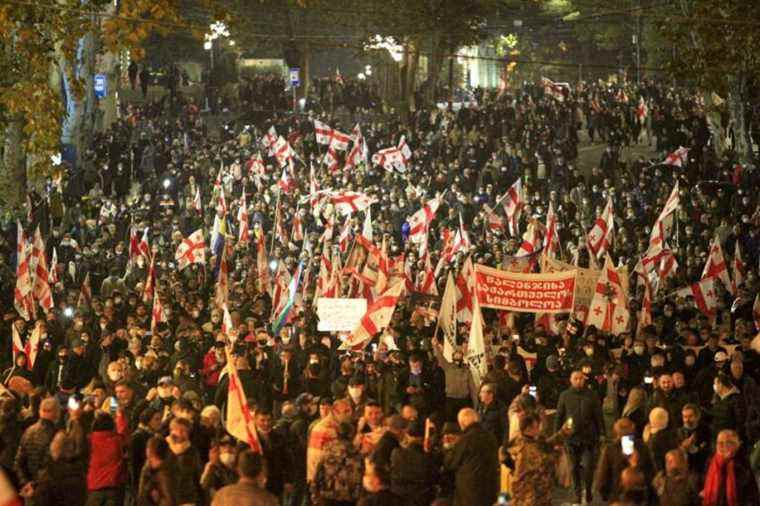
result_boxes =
[108,371,122,382]
[220,452,235,467]
[634,346,645,355]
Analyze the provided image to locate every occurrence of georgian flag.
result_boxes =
[261,125,278,156]
[636,97,648,123]
[14,222,33,321]
[543,201,560,260]
[192,186,202,213]
[407,195,442,244]
[455,256,475,324]
[701,238,734,296]
[663,146,690,167]
[273,136,296,167]
[648,182,679,249]
[31,228,53,313]
[483,204,506,233]
[175,229,206,270]
[516,222,542,258]
[675,277,718,317]
[345,124,369,171]
[330,191,374,216]
[338,216,352,254]
[586,197,614,260]
[585,255,630,335]
[339,281,405,350]
[371,136,412,173]
[277,166,295,193]
[237,191,250,245]
[501,178,525,237]
[466,295,488,387]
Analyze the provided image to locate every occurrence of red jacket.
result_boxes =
[87,430,126,490]
[202,349,223,387]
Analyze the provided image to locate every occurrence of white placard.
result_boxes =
[317,298,367,332]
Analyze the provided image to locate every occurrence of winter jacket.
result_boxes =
[443,422,499,506]
[87,430,126,490]
[554,386,605,445]
[14,418,56,485]
[390,442,438,506]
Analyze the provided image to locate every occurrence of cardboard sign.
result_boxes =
[317,298,367,332]
[474,264,576,313]
[543,258,601,315]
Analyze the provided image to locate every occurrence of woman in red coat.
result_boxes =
[87,411,127,505]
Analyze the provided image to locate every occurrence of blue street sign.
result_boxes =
[289,68,300,87]
[94,74,107,99]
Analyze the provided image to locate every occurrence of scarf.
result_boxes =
[702,453,737,506]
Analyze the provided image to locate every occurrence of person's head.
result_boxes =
[457,408,479,432]
[658,374,674,393]
[337,421,355,442]
[39,397,60,423]
[140,407,163,433]
[92,411,115,432]
[613,418,636,440]
[146,436,170,469]
[730,359,744,379]
[319,397,332,419]
[114,381,134,406]
[347,376,365,401]
[648,407,669,435]
[332,398,353,424]
[478,383,496,406]
[681,404,701,430]
[672,371,686,389]
[363,402,383,428]
[570,369,586,390]
[665,449,688,477]
[200,405,221,429]
[716,429,741,460]
[237,449,267,487]
[253,406,272,435]
[519,411,541,437]
[169,416,191,444]
[400,404,418,422]
[218,438,238,468]
[714,372,735,397]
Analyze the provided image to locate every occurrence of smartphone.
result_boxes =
[497,493,509,505]
[644,376,654,385]
[528,385,537,398]
[67,396,80,411]
[621,434,634,456]
[512,334,520,342]
[109,397,118,414]
[371,343,378,353]
[566,417,574,430]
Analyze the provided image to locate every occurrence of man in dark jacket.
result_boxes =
[14,397,60,487]
[476,383,507,444]
[443,408,499,506]
[390,421,437,506]
[554,369,605,504]
[253,406,293,498]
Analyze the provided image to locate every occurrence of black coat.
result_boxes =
[443,423,499,506]
[555,386,605,445]
[594,438,654,501]
[258,428,293,497]
[709,390,746,440]
[390,442,438,506]
[478,400,508,444]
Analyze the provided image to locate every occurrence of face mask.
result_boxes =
[410,365,422,375]
[634,346,645,355]
[584,347,594,357]
[220,452,235,467]
[108,371,122,382]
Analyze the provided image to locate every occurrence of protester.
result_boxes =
[211,449,278,506]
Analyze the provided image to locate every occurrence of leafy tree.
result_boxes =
[0,0,182,208]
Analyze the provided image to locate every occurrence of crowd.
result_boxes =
[0,73,758,506]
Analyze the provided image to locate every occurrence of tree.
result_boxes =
[0,0,183,209]
[656,0,760,164]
